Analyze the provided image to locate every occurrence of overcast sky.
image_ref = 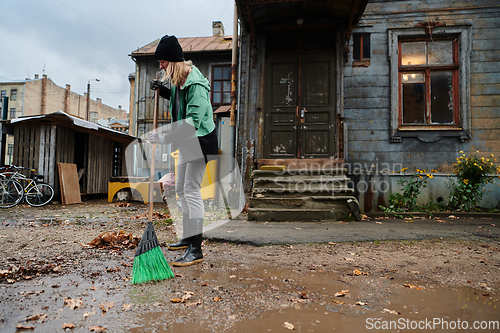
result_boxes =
[0,0,235,113]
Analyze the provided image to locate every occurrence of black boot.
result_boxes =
[172,219,203,267]
[167,213,189,250]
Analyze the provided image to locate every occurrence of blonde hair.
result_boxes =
[162,60,193,87]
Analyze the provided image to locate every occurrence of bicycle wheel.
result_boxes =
[25,183,54,207]
[0,179,23,208]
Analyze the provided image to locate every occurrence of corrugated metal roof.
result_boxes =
[131,35,233,57]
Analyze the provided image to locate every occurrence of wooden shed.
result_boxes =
[2,111,136,199]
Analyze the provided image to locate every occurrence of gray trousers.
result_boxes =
[176,150,206,224]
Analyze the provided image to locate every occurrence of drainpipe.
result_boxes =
[230,1,238,185]
[41,74,47,115]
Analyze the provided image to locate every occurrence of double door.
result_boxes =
[264,55,337,159]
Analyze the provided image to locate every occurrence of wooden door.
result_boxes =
[265,55,336,158]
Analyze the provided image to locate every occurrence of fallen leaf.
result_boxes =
[15,323,35,330]
[328,242,336,245]
[90,286,97,291]
[123,304,132,311]
[83,312,94,318]
[64,298,83,310]
[403,283,425,291]
[213,297,222,302]
[356,301,368,306]
[332,300,344,304]
[283,322,295,330]
[62,323,75,329]
[99,301,114,313]
[476,292,490,297]
[353,269,362,276]
[89,326,106,332]
[335,290,349,297]
[170,298,183,303]
[382,308,401,315]
[25,313,47,323]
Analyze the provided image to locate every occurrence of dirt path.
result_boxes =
[0,200,499,332]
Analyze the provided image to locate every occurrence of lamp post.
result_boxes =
[86,79,100,121]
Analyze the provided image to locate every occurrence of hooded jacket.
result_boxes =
[158,65,218,161]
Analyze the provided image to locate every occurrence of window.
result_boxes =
[388,26,471,142]
[211,65,231,105]
[10,89,17,101]
[9,108,16,119]
[353,33,370,64]
[399,39,458,126]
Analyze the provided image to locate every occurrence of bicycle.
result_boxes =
[0,165,54,208]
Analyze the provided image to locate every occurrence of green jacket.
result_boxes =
[169,66,215,137]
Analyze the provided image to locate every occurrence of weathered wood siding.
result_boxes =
[344,0,500,210]
[13,124,58,188]
[86,134,114,195]
[345,0,500,171]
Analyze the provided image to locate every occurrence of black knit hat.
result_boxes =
[155,35,184,62]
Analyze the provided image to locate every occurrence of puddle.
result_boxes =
[124,265,499,332]
[1,260,498,332]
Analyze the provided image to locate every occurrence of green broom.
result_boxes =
[131,76,174,284]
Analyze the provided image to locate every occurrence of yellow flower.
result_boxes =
[476,151,480,153]
[428,174,434,179]
[459,151,463,153]
[491,154,495,158]
[463,179,469,185]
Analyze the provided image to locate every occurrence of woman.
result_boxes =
[148,35,218,267]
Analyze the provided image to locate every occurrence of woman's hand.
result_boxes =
[148,132,162,144]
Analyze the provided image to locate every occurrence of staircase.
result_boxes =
[248,162,359,222]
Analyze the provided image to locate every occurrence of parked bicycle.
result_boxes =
[0,165,54,208]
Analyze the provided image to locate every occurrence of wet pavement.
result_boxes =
[204,213,500,245]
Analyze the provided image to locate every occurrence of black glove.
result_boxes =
[150,80,171,99]
[150,79,163,90]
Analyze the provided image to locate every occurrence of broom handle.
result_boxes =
[149,75,160,222]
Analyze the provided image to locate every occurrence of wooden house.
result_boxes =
[234,0,500,219]
[2,111,136,200]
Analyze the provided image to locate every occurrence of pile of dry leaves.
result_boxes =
[87,231,139,250]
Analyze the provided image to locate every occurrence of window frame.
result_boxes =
[352,33,371,66]
[211,64,232,106]
[388,26,471,143]
[10,89,17,101]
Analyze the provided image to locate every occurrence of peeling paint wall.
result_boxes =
[344,0,500,211]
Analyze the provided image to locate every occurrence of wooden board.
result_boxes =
[58,163,81,205]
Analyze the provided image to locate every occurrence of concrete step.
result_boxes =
[247,206,351,222]
[252,167,349,178]
[251,186,354,198]
[249,196,356,210]
[252,177,351,191]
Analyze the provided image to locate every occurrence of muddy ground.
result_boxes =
[0,199,499,332]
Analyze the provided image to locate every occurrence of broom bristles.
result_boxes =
[131,246,174,284]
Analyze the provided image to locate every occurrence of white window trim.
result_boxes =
[388,25,472,143]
